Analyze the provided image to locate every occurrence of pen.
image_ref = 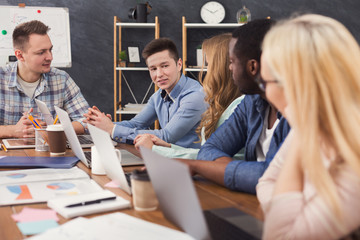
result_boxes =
[65,196,116,208]
[1,144,8,152]
[53,115,59,125]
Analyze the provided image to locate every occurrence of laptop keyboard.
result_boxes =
[125,172,132,187]
[204,208,262,240]
[78,135,93,144]
[84,151,92,166]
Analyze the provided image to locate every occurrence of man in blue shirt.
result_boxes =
[178,19,291,194]
[85,38,207,148]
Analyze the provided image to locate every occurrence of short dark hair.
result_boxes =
[232,19,275,64]
[13,20,50,51]
[142,38,179,63]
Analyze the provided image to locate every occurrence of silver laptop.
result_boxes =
[34,99,54,125]
[36,99,93,148]
[55,106,93,168]
[88,124,144,195]
[140,147,210,240]
[140,147,263,240]
[43,104,94,148]
[87,123,143,167]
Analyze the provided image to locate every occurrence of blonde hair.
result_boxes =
[262,14,360,220]
[197,33,242,140]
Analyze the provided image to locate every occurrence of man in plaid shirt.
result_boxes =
[0,20,90,138]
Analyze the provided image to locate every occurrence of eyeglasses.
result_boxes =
[255,77,279,91]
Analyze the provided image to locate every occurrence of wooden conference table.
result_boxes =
[0,143,263,239]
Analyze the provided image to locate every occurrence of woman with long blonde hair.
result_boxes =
[198,33,242,140]
[134,33,243,159]
[257,14,360,239]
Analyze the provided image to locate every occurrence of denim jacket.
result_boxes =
[197,94,291,194]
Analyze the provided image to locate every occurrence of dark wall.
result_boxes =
[1,0,359,117]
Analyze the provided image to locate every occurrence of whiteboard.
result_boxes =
[0,6,71,67]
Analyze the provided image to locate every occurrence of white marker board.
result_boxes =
[0,5,71,67]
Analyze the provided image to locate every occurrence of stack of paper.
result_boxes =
[0,167,101,206]
[29,212,195,240]
[12,208,59,235]
[122,103,147,113]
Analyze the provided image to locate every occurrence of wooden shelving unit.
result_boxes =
[113,16,160,128]
[182,16,243,75]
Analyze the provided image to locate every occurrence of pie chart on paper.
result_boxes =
[7,185,33,200]
[6,173,27,179]
[46,182,75,190]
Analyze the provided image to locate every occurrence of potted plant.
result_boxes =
[118,50,128,67]
[237,6,251,24]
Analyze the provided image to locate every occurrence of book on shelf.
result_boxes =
[187,65,207,69]
[123,103,147,110]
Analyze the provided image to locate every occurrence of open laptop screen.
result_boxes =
[140,147,263,240]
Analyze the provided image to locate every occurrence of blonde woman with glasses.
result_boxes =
[257,14,360,239]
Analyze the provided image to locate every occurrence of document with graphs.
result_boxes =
[0,167,101,206]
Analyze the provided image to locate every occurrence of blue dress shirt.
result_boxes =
[112,74,207,148]
[197,95,291,194]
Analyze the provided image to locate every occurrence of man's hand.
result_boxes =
[87,106,112,120]
[134,134,154,150]
[134,133,171,150]
[14,115,35,138]
[149,135,171,147]
[175,158,197,176]
[177,157,231,185]
[84,106,114,134]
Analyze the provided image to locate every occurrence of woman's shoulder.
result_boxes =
[227,95,245,110]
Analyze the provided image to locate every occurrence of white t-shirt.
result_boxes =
[17,74,40,99]
[255,107,279,162]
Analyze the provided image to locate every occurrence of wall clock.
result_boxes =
[200,1,225,24]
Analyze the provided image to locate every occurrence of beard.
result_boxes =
[236,72,262,95]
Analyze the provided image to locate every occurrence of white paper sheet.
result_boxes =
[0,167,102,206]
[29,212,195,240]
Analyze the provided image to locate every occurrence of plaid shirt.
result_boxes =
[0,62,90,127]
